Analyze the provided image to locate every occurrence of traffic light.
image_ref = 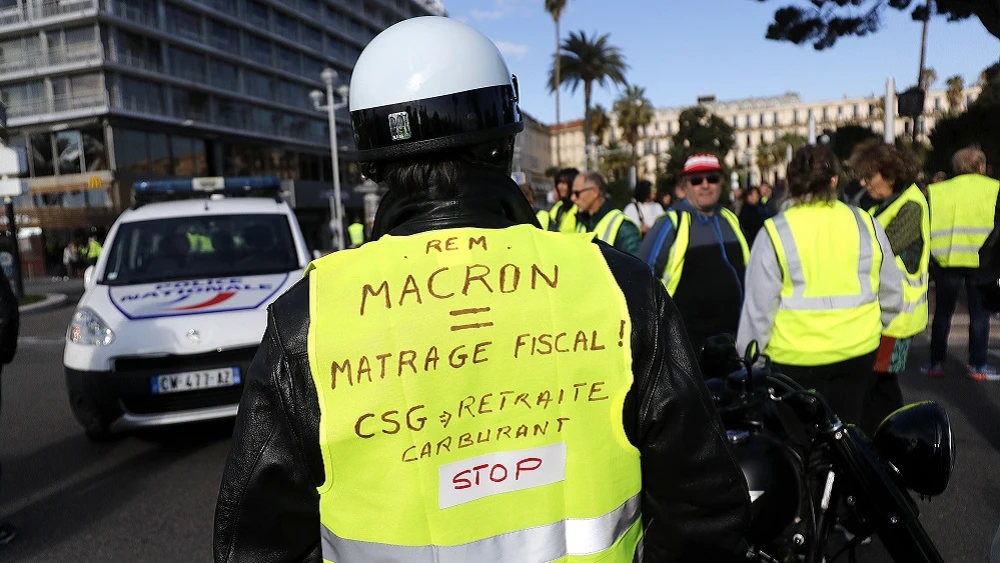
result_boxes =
[897,87,926,118]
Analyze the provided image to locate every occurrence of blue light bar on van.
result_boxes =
[133,176,282,201]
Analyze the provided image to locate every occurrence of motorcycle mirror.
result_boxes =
[872,401,954,497]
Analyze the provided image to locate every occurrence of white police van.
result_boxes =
[63,177,310,440]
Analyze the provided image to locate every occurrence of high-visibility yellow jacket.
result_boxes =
[929,174,999,268]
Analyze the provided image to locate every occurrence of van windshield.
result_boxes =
[100,214,300,286]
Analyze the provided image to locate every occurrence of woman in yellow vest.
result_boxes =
[848,140,929,435]
[737,145,904,425]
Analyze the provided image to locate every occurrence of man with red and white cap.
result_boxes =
[638,154,750,354]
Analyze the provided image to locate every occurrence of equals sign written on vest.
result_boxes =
[450,307,494,331]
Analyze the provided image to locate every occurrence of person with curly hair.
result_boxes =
[737,145,903,424]
[848,140,929,435]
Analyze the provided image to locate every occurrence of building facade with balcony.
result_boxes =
[513,110,552,197]
[0,0,445,275]
[551,85,983,186]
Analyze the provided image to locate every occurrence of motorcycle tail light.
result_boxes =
[871,401,954,497]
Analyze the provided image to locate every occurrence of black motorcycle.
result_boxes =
[699,336,955,563]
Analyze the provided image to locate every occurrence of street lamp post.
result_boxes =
[310,68,350,251]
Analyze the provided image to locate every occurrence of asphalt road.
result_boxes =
[0,279,998,562]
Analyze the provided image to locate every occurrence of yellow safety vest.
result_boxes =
[764,201,883,365]
[306,224,642,563]
[660,208,749,295]
[928,174,999,268]
[869,185,930,338]
[577,209,635,246]
[535,209,551,231]
[549,200,579,233]
[348,222,365,247]
[87,239,103,259]
[186,232,213,253]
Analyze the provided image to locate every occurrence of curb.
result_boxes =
[19,293,68,314]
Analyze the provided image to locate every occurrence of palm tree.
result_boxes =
[612,85,654,166]
[920,67,938,90]
[549,30,629,158]
[945,75,965,112]
[588,103,611,145]
[545,0,567,166]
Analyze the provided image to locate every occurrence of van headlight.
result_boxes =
[67,308,115,346]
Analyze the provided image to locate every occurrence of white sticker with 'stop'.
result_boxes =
[438,443,567,509]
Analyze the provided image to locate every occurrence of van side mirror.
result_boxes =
[83,266,96,288]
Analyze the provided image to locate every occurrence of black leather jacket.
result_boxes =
[213,172,751,563]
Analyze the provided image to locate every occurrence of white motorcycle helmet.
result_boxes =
[349,16,523,163]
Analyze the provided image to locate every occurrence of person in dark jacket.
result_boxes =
[737,186,768,246]
[572,171,643,256]
[214,16,750,563]
[0,267,20,546]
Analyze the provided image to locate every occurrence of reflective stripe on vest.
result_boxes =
[658,208,749,296]
[870,185,930,338]
[928,175,999,268]
[550,201,579,233]
[321,494,642,563]
[764,201,883,365]
[306,224,642,563]
[591,209,632,245]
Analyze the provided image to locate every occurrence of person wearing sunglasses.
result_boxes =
[571,171,642,256]
[638,154,750,355]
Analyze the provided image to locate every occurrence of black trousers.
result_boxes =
[860,373,904,437]
[773,350,877,426]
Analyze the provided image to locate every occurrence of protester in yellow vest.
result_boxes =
[518,181,551,230]
[639,154,750,354]
[570,171,641,256]
[546,168,579,233]
[926,146,1000,381]
[737,145,903,425]
[214,17,751,563]
[83,235,102,267]
[347,218,366,248]
[848,140,930,435]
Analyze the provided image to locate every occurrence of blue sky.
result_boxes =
[444,0,1000,125]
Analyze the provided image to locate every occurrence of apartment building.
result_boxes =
[551,85,983,184]
[0,0,444,272]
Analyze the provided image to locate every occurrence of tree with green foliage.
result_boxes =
[613,85,655,166]
[927,61,1000,173]
[598,141,633,182]
[545,0,568,165]
[588,104,611,145]
[663,106,735,186]
[549,31,629,151]
[754,0,1000,49]
[945,75,966,112]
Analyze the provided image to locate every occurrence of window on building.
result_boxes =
[773,111,779,126]
[299,0,320,17]
[0,80,44,109]
[745,115,751,128]
[149,132,171,176]
[208,58,238,90]
[302,24,323,51]
[853,104,859,119]
[118,76,164,114]
[807,108,814,120]
[324,5,346,29]
[793,109,799,124]
[245,70,274,100]
[934,97,941,111]
[325,35,346,59]
[247,34,271,65]
[760,132,766,144]
[247,1,270,28]
[172,88,210,121]
[165,4,202,41]
[115,128,150,175]
[667,121,673,135]
[303,55,324,79]
[170,47,206,82]
[822,107,829,121]
[732,115,738,128]
[55,130,83,175]
[837,106,844,121]
[208,19,240,53]
[116,30,161,71]
[171,135,208,176]
[29,134,54,177]
[274,10,298,39]
[759,114,766,127]
[277,45,300,74]
[966,94,974,106]
[81,127,108,172]
[0,34,41,71]
[746,134,751,146]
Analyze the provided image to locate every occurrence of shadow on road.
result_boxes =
[0,422,232,562]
